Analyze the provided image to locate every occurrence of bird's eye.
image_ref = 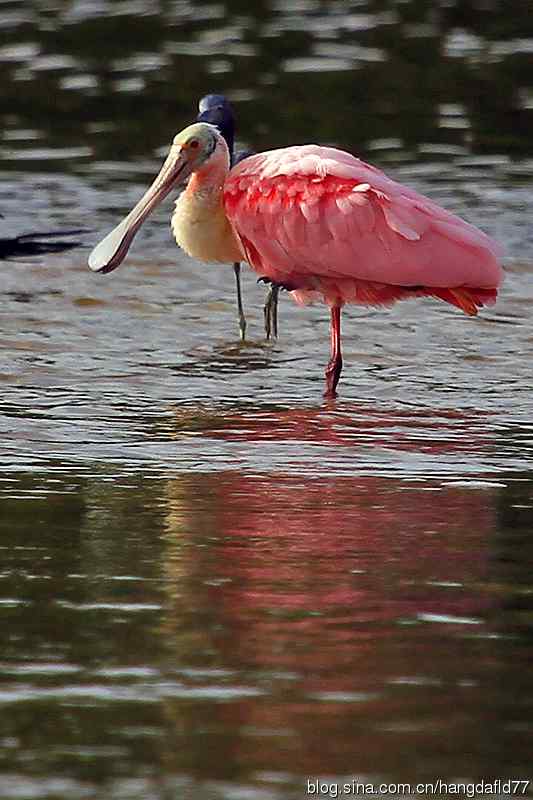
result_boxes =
[189,139,200,149]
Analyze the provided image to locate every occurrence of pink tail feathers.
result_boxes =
[429,287,498,316]
[289,280,499,315]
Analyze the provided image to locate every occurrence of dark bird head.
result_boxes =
[197,94,235,162]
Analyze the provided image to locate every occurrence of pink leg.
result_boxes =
[324,305,343,399]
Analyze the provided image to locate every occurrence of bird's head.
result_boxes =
[88,122,228,273]
[197,94,235,157]
[171,122,224,173]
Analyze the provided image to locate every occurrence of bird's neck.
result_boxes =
[186,153,228,200]
[182,141,234,208]
[172,152,243,264]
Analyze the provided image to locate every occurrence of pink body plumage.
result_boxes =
[223,144,503,315]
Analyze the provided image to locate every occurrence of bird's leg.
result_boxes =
[263,284,280,340]
[271,284,279,339]
[324,305,343,399]
[233,262,246,341]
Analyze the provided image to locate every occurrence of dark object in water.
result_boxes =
[0,229,86,259]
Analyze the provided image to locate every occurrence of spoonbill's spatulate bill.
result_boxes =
[89,123,504,398]
[197,94,280,341]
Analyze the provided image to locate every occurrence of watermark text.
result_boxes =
[306,779,531,798]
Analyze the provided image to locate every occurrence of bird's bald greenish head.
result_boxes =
[171,122,225,172]
[88,122,227,273]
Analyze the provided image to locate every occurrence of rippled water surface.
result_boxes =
[1,1,533,798]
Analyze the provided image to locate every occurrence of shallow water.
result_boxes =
[1,1,533,798]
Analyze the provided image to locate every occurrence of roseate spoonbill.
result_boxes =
[88,123,503,398]
[197,94,280,340]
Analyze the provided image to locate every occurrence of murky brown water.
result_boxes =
[1,2,533,799]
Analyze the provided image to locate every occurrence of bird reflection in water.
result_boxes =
[157,469,497,782]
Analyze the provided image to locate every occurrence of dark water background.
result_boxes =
[1,1,533,798]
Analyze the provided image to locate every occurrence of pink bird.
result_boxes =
[89,123,503,398]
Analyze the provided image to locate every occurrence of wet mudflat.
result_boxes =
[1,1,533,798]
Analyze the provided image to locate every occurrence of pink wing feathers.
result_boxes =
[223,145,503,313]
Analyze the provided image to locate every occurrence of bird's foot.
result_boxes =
[324,356,343,399]
[257,277,293,292]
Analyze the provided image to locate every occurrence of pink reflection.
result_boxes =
[160,472,500,779]
[170,401,495,456]
[162,472,496,668]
